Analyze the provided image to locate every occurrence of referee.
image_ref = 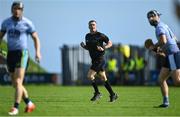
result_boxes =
[80,20,118,102]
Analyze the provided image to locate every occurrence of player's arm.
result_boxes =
[156,35,167,56]
[0,31,6,57]
[144,38,165,57]
[154,35,167,48]
[0,21,6,44]
[80,42,88,50]
[0,31,5,44]
[31,32,41,62]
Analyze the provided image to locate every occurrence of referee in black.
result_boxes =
[80,20,118,102]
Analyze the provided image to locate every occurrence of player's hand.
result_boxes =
[97,46,104,51]
[156,52,166,57]
[35,51,41,63]
[80,42,85,48]
[156,47,166,57]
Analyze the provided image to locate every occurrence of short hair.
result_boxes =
[88,20,97,25]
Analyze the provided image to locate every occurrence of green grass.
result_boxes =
[0,85,180,116]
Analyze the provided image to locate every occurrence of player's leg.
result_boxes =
[8,73,19,115]
[158,67,170,107]
[171,69,180,86]
[21,85,35,113]
[99,71,118,102]
[87,69,102,101]
[14,68,25,104]
[171,51,180,86]
[13,68,35,113]
[8,50,35,115]
[11,72,34,111]
[8,68,25,115]
[7,51,20,115]
[20,50,35,113]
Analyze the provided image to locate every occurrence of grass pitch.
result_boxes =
[0,85,180,116]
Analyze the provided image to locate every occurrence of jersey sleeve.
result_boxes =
[101,33,109,43]
[27,20,36,34]
[156,26,166,37]
[0,21,7,33]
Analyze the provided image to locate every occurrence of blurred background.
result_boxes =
[0,0,180,86]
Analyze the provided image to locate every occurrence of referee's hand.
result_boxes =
[80,42,85,48]
[97,46,104,51]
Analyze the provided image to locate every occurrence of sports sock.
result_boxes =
[23,97,30,105]
[104,80,114,96]
[91,80,100,93]
[163,96,169,105]
[14,102,19,109]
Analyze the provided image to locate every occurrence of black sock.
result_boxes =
[104,80,114,95]
[91,80,100,93]
[23,97,30,105]
[14,102,19,109]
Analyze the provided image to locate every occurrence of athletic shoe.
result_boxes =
[109,93,118,102]
[25,102,36,113]
[90,92,102,101]
[8,107,19,115]
[158,104,169,108]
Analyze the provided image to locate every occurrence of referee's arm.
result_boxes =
[104,40,112,49]
[80,42,89,50]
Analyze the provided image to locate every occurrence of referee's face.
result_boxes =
[89,22,97,33]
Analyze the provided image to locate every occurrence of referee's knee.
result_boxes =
[87,74,95,80]
[100,76,107,81]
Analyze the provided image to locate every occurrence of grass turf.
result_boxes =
[0,85,180,116]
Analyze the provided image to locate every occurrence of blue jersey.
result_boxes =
[1,16,36,51]
[155,21,179,55]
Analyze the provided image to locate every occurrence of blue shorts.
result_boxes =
[7,49,29,73]
[162,51,180,70]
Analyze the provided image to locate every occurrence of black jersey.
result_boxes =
[85,32,109,60]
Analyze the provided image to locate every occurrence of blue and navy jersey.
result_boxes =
[155,21,179,55]
[1,16,36,51]
[85,32,109,60]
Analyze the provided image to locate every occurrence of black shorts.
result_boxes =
[91,58,106,72]
[162,51,180,70]
[7,49,29,73]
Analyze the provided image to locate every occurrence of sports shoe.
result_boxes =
[25,102,36,113]
[109,93,118,102]
[8,107,19,115]
[90,92,102,101]
[158,104,169,108]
